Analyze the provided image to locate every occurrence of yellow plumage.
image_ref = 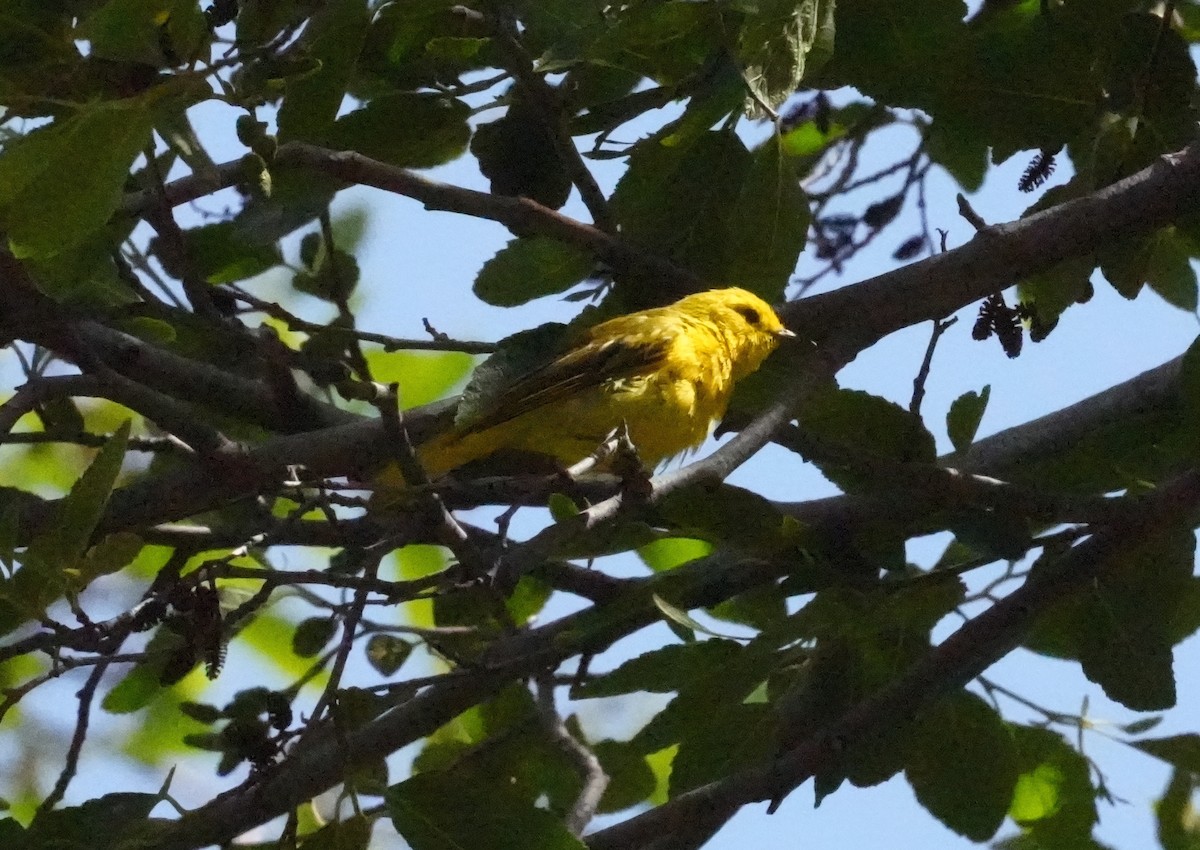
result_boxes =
[411,287,793,479]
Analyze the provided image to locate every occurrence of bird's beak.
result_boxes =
[776,328,797,339]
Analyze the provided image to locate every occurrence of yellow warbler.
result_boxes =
[412,287,793,479]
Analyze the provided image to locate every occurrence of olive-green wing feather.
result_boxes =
[456,323,673,435]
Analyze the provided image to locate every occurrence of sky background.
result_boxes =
[4,13,1200,850]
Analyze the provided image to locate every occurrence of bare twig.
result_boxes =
[302,547,383,736]
[909,317,957,416]
[956,193,988,231]
[535,675,608,836]
[36,658,111,815]
[227,287,495,354]
[139,141,223,321]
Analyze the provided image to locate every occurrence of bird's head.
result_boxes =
[677,287,795,377]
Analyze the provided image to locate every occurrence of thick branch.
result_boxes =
[957,354,1183,477]
[785,142,1200,349]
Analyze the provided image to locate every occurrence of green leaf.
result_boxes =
[365,634,413,676]
[1009,726,1098,847]
[1101,12,1198,174]
[652,61,746,149]
[1146,229,1200,312]
[820,0,967,111]
[1025,527,1197,706]
[80,0,207,66]
[24,232,135,305]
[118,316,178,346]
[796,387,937,491]
[1155,770,1199,850]
[738,0,824,115]
[637,537,713,572]
[299,815,373,850]
[387,771,586,850]
[652,594,743,640]
[708,583,788,630]
[424,36,488,63]
[905,692,1018,841]
[593,739,655,813]
[474,237,595,307]
[655,483,787,550]
[0,102,153,258]
[364,349,474,412]
[232,166,342,246]
[354,0,493,91]
[1133,734,1200,773]
[1100,227,1199,310]
[946,385,990,454]
[723,135,809,301]
[276,0,370,143]
[574,639,743,698]
[925,116,987,192]
[946,505,1032,561]
[26,420,130,571]
[151,221,282,284]
[1178,334,1200,422]
[779,116,845,159]
[293,247,360,302]
[669,701,775,795]
[331,687,383,733]
[547,492,580,522]
[1018,250,1096,329]
[585,2,722,84]
[1077,528,1194,710]
[1101,232,1156,300]
[1120,716,1163,735]
[506,575,552,625]
[631,633,784,755]
[25,792,163,849]
[471,97,571,209]
[292,616,337,658]
[611,131,750,280]
[515,0,607,56]
[328,93,471,169]
[73,531,143,587]
[102,628,189,713]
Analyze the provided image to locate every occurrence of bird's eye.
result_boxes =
[734,305,761,326]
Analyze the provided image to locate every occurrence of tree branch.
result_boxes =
[147,548,784,849]
[785,140,1200,350]
[584,469,1200,850]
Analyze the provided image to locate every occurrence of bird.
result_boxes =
[408,287,795,480]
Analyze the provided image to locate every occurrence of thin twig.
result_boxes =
[227,287,495,353]
[140,140,223,321]
[909,317,957,415]
[199,563,443,604]
[301,548,383,742]
[36,658,111,815]
[375,384,488,577]
[534,675,608,836]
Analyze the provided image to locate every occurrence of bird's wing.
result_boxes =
[456,316,677,435]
